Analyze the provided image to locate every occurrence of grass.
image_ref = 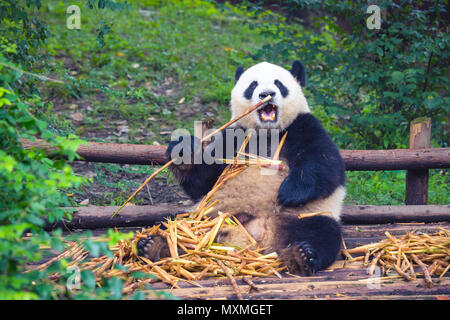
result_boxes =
[35,0,448,206]
[40,0,269,143]
[345,170,449,205]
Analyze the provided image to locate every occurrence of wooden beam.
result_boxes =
[46,204,450,230]
[22,139,168,165]
[341,148,449,170]
[45,203,192,230]
[340,205,450,224]
[405,117,431,205]
[22,138,450,171]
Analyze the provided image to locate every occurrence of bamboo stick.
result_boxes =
[217,260,243,300]
[411,254,433,288]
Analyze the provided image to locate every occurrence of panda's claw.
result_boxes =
[281,241,320,276]
[136,235,169,262]
[137,236,154,255]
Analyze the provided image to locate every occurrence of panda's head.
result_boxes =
[230,61,310,130]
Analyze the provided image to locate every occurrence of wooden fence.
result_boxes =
[23,117,450,229]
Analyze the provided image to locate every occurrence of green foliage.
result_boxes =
[345,170,449,205]
[0,0,49,65]
[0,61,154,298]
[0,0,447,300]
[245,0,449,149]
[0,2,159,299]
[0,56,80,299]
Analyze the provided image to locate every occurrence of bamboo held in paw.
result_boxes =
[111,95,272,218]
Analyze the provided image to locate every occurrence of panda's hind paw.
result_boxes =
[281,241,320,276]
[136,235,169,262]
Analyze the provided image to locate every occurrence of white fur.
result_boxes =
[206,165,345,223]
[230,62,310,130]
[218,62,345,231]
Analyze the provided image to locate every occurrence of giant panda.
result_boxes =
[137,61,346,275]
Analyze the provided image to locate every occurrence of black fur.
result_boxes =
[290,61,306,87]
[244,80,258,100]
[278,215,342,274]
[277,113,345,207]
[167,113,345,206]
[166,135,226,200]
[259,90,276,99]
[274,79,289,97]
[235,66,244,82]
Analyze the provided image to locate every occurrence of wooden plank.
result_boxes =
[341,148,450,171]
[341,205,450,224]
[22,139,168,165]
[52,222,449,299]
[47,205,450,230]
[406,117,431,205]
[45,203,189,230]
[153,267,450,300]
[22,138,450,170]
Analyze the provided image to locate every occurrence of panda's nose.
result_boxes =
[259,91,276,100]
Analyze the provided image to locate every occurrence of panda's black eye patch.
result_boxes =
[274,80,288,98]
[244,81,258,100]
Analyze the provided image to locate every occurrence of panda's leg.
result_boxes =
[278,215,342,275]
[136,235,171,262]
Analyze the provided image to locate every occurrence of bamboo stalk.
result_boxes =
[242,276,260,292]
[217,260,243,300]
[411,254,433,288]
[272,131,288,161]
[298,211,332,219]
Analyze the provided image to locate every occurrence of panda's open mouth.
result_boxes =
[258,103,278,123]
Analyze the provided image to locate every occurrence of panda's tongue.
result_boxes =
[260,105,276,121]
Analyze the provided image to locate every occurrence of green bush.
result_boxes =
[246,0,449,149]
[0,1,155,300]
[0,56,80,299]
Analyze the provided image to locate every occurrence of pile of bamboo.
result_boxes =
[105,132,285,289]
[342,228,450,288]
[31,132,287,296]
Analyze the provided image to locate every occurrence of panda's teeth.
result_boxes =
[258,104,277,122]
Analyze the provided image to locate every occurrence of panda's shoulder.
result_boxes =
[283,113,344,163]
[286,113,332,143]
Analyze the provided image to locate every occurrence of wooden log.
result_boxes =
[340,205,450,224]
[22,138,450,170]
[405,117,431,205]
[46,204,450,230]
[22,139,168,165]
[45,203,194,230]
[340,148,449,170]
[156,271,450,300]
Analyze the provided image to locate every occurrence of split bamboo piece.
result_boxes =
[344,229,449,288]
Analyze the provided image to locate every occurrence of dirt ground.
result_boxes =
[70,161,192,207]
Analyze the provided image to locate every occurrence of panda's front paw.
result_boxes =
[278,176,311,207]
[280,241,320,276]
[136,235,170,262]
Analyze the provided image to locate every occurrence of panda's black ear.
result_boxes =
[235,66,244,83]
[290,61,306,87]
